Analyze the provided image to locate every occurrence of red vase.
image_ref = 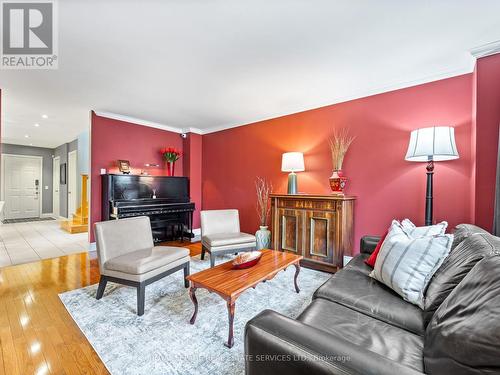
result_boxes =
[166,161,175,176]
[329,170,347,194]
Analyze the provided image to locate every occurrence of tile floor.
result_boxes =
[0,220,89,267]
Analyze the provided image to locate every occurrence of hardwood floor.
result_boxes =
[0,241,202,375]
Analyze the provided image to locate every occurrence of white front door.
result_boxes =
[53,156,60,217]
[2,155,42,219]
[68,150,78,218]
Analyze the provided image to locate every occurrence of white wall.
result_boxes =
[77,131,89,201]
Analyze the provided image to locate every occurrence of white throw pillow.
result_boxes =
[401,219,448,238]
[400,219,448,238]
[370,220,453,309]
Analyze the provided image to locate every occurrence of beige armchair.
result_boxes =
[94,216,190,316]
[200,209,256,267]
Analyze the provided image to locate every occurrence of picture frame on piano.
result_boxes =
[118,160,131,174]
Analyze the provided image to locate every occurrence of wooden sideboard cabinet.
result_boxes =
[270,194,355,272]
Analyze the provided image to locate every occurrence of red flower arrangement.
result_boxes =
[160,147,182,176]
[160,147,182,162]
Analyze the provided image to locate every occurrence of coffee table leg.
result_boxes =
[225,300,235,348]
[294,263,301,293]
[189,286,198,324]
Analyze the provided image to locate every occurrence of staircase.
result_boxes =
[61,174,88,234]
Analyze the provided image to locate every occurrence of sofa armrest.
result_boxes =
[245,310,423,375]
[360,235,381,254]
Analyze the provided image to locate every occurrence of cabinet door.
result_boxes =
[304,210,336,265]
[278,208,302,254]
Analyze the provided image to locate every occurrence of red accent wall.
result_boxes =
[90,112,183,242]
[473,53,500,230]
[202,74,473,254]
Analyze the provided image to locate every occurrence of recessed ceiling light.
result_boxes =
[34,123,40,127]
[25,134,29,138]
[41,114,48,119]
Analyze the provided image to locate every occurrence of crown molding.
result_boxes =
[183,127,204,135]
[93,111,208,135]
[199,65,473,135]
[93,111,184,134]
[95,64,474,137]
[470,40,500,59]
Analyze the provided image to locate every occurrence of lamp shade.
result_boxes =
[281,152,305,172]
[405,126,459,162]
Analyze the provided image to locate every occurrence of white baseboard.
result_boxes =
[191,228,201,242]
[41,213,55,218]
[343,255,353,267]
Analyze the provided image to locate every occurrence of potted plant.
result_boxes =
[328,128,355,194]
[255,177,272,250]
[160,147,182,176]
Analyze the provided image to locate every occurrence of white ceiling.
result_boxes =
[1,0,500,148]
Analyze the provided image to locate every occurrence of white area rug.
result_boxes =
[59,255,331,375]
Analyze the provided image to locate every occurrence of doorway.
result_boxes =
[1,154,42,220]
[53,156,60,217]
[68,150,78,218]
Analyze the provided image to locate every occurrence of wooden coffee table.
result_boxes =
[187,249,303,348]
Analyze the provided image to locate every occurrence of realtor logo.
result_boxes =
[1,0,58,69]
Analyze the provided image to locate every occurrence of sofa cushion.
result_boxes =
[451,223,490,249]
[314,260,425,335]
[423,233,500,326]
[370,221,453,308]
[424,254,500,374]
[202,232,256,247]
[298,298,424,372]
[344,253,372,275]
[104,246,189,275]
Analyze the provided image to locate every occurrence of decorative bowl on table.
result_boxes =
[232,251,263,269]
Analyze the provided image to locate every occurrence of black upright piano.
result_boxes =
[101,174,195,243]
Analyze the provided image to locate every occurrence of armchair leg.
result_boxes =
[137,283,146,316]
[201,245,206,260]
[210,254,216,268]
[183,262,190,288]
[96,276,107,300]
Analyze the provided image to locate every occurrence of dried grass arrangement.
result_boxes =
[255,177,273,227]
[329,128,355,170]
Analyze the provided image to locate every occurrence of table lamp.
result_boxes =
[282,152,305,194]
[405,126,459,225]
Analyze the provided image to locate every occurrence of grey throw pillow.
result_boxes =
[423,233,499,326]
[451,223,490,249]
[370,220,453,309]
[424,254,500,374]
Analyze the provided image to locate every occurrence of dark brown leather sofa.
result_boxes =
[244,224,500,375]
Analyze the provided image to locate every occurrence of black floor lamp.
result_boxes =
[405,126,459,226]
